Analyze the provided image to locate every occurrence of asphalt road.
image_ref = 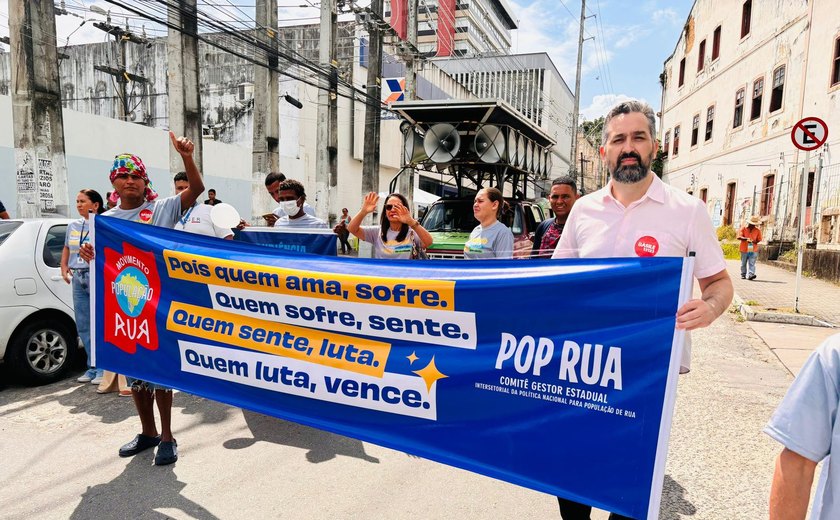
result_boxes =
[0,313,797,519]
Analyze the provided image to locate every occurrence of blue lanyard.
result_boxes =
[179,204,195,227]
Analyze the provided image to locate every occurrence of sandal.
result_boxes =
[154,440,178,466]
[119,434,161,457]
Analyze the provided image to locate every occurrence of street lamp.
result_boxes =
[90,5,110,24]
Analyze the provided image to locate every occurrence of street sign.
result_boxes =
[791,117,828,151]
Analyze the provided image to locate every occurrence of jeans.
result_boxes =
[740,252,757,278]
[72,269,93,368]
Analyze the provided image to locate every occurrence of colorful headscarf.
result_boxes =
[109,153,158,202]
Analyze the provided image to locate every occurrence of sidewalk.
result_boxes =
[726,258,840,376]
[725,259,840,326]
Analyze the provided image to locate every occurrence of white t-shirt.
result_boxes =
[274,213,328,228]
[765,334,840,520]
[104,195,183,228]
[362,225,422,259]
[174,202,233,239]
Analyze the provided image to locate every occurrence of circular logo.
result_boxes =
[634,235,659,257]
[114,266,150,317]
[139,208,153,223]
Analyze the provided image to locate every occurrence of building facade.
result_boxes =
[385,0,518,57]
[660,0,840,249]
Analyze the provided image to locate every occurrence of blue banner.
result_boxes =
[90,215,690,519]
[235,227,337,256]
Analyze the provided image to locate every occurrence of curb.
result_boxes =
[733,294,836,328]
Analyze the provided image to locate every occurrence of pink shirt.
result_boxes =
[552,174,726,372]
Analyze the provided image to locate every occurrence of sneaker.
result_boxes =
[748,274,757,280]
[90,375,104,385]
[741,275,746,279]
[119,434,161,457]
[154,440,178,466]
[77,369,97,383]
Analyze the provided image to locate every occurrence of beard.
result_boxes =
[610,152,650,184]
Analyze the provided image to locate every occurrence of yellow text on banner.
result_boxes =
[166,301,390,377]
[163,250,455,311]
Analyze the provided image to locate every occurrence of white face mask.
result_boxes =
[280,199,300,216]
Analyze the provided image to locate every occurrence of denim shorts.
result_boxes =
[125,376,173,392]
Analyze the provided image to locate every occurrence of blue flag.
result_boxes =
[236,227,337,256]
[90,215,690,519]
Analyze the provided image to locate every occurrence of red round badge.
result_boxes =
[635,235,659,257]
[139,208,153,223]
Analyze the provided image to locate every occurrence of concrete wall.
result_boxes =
[0,94,251,219]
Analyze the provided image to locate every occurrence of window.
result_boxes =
[741,0,752,38]
[691,114,700,146]
[678,58,685,87]
[663,130,671,157]
[673,125,681,156]
[43,225,68,268]
[712,26,721,60]
[760,174,775,216]
[750,78,763,121]
[833,37,840,87]
[705,105,715,141]
[770,66,785,112]
[733,88,745,128]
[700,188,708,203]
[697,39,706,71]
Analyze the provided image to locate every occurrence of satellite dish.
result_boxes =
[516,135,526,169]
[403,127,427,165]
[544,150,553,176]
[210,202,241,229]
[533,144,542,175]
[472,125,506,163]
[522,139,531,171]
[423,123,461,164]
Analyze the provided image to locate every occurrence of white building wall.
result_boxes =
[660,0,840,247]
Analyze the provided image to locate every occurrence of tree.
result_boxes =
[580,117,605,147]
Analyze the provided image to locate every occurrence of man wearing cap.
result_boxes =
[738,215,762,280]
[80,131,204,466]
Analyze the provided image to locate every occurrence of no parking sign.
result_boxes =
[791,117,828,151]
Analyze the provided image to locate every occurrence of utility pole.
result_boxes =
[92,19,149,122]
[316,0,338,222]
[252,0,280,222]
[10,0,70,217]
[362,0,384,204]
[167,0,203,174]
[404,0,418,99]
[398,0,419,209]
[569,0,586,180]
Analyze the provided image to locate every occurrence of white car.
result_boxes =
[0,218,81,385]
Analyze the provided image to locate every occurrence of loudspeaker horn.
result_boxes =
[506,128,519,167]
[472,125,506,163]
[423,123,461,164]
[403,127,427,165]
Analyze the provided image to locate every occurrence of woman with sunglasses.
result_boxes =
[464,187,514,259]
[61,189,106,385]
[347,192,433,259]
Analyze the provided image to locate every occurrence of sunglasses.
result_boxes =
[384,204,399,211]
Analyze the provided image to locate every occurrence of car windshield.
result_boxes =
[421,200,479,232]
[0,221,22,247]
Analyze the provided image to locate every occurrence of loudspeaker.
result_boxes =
[506,129,519,167]
[473,125,506,163]
[403,129,427,165]
[424,123,461,164]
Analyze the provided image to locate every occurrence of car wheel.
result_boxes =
[6,320,77,386]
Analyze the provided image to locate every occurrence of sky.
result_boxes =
[0,0,695,123]
[507,0,694,121]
